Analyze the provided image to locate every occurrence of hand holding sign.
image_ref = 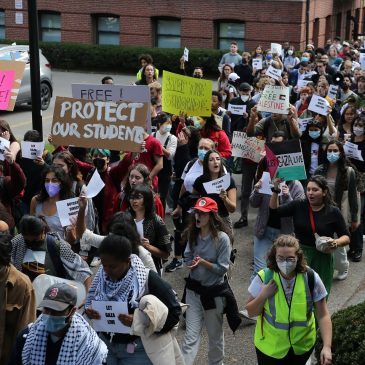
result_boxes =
[308,95,330,116]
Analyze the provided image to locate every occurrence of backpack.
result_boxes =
[263,267,315,299]
[46,233,72,280]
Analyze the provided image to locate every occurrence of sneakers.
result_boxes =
[352,251,362,262]
[165,258,183,272]
[233,217,248,229]
[239,309,257,322]
[335,269,348,281]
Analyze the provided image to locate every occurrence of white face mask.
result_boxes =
[288,50,294,56]
[241,95,249,102]
[277,260,297,276]
[353,127,364,136]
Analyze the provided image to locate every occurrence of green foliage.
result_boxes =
[2,39,225,76]
[315,302,365,364]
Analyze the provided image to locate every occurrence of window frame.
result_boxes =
[216,21,245,51]
[0,10,5,40]
[154,17,181,48]
[94,14,120,45]
[39,11,61,42]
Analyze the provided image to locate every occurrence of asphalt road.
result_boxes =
[3,70,365,364]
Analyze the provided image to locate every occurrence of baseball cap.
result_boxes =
[193,197,218,213]
[239,82,251,92]
[39,283,77,311]
[228,72,240,82]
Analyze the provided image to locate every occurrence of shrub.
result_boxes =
[315,301,365,364]
[2,39,225,77]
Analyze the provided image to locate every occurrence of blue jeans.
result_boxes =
[99,335,152,365]
[251,226,280,282]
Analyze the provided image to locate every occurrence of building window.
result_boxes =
[39,13,61,42]
[0,10,5,40]
[217,22,245,51]
[346,10,352,40]
[336,12,342,38]
[155,19,180,48]
[96,16,120,45]
[325,15,331,42]
[313,18,319,46]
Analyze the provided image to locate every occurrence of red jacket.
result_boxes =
[200,130,232,159]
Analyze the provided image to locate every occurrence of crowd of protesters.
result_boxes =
[2,36,365,365]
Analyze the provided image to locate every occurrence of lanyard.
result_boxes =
[308,205,316,234]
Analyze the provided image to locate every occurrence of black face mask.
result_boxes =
[193,74,203,79]
[93,158,106,170]
[242,58,248,64]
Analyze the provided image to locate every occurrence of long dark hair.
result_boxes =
[338,105,357,132]
[140,64,156,84]
[183,211,233,248]
[218,64,233,82]
[0,120,17,143]
[307,175,335,207]
[202,150,224,180]
[36,165,74,202]
[267,235,307,273]
[125,164,151,197]
[201,114,222,135]
[53,150,83,182]
[128,184,155,219]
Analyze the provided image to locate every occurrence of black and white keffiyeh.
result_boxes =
[22,312,108,365]
[85,254,148,309]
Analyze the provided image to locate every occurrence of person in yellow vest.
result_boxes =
[246,235,332,365]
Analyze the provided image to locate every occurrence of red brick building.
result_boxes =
[0,0,364,51]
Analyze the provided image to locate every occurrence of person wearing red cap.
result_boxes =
[181,197,241,365]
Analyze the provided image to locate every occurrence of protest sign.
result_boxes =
[257,85,290,115]
[265,144,280,178]
[85,169,105,198]
[297,117,313,133]
[327,84,338,100]
[297,79,311,90]
[51,96,148,152]
[56,198,80,227]
[252,58,262,70]
[20,141,45,160]
[231,131,265,163]
[91,300,130,334]
[271,43,282,55]
[360,53,365,70]
[266,65,282,81]
[0,60,26,111]
[162,71,212,116]
[228,103,246,115]
[266,139,307,181]
[0,137,10,161]
[308,94,329,116]
[258,171,273,195]
[344,142,364,161]
[203,174,230,194]
[183,47,189,62]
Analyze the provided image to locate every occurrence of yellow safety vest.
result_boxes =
[254,269,316,359]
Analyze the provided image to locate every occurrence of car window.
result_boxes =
[0,52,12,60]
[0,50,28,61]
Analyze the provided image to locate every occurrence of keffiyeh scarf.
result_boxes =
[22,312,108,365]
[86,254,147,309]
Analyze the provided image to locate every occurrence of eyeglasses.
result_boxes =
[276,256,297,263]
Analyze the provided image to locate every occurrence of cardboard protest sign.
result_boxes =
[308,95,329,116]
[231,131,265,163]
[0,60,26,111]
[265,144,280,178]
[266,139,307,181]
[183,47,189,62]
[162,71,212,116]
[297,117,313,133]
[344,142,364,161]
[266,65,282,81]
[257,85,290,115]
[271,43,282,55]
[56,198,80,227]
[51,96,148,152]
[228,103,246,115]
[203,174,230,194]
[252,58,262,70]
[92,300,130,334]
[327,84,338,101]
[21,141,45,160]
[0,137,10,161]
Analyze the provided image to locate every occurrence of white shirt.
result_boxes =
[23,249,46,264]
[154,131,177,160]
[134,219,144,238]
[182,160,203,193]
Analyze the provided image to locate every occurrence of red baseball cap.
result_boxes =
[194,197,218,213]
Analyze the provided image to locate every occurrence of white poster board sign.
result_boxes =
[183,47,189,62]
[0,137,10,161]
[20,141,45,160]
[56,198,80,227]
[258,171,273,195]
[308,95,330,116]
[85,169,105,198]
[266,65,282,81]
[327,84,338,100]
[252,58,262,70]
[257,85,290,114]
[344,142,364,161]
[360,53,365,70]
[203,174,230,194]
[228,104,247,115]
[91,300,130,334]
[298,118,313,133]
[271,43,282,55]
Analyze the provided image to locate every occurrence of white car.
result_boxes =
[0,45,53,110]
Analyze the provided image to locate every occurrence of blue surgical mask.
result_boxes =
[266,54,273,60]
[309,130,321,139]
[194,120,202,130]
[327,152,340,163]
[198,148,207,161]
[42,314,69,333]
[301,57,310,62]
[162,125,172,134]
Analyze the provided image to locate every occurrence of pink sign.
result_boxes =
[0,70,16,110]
